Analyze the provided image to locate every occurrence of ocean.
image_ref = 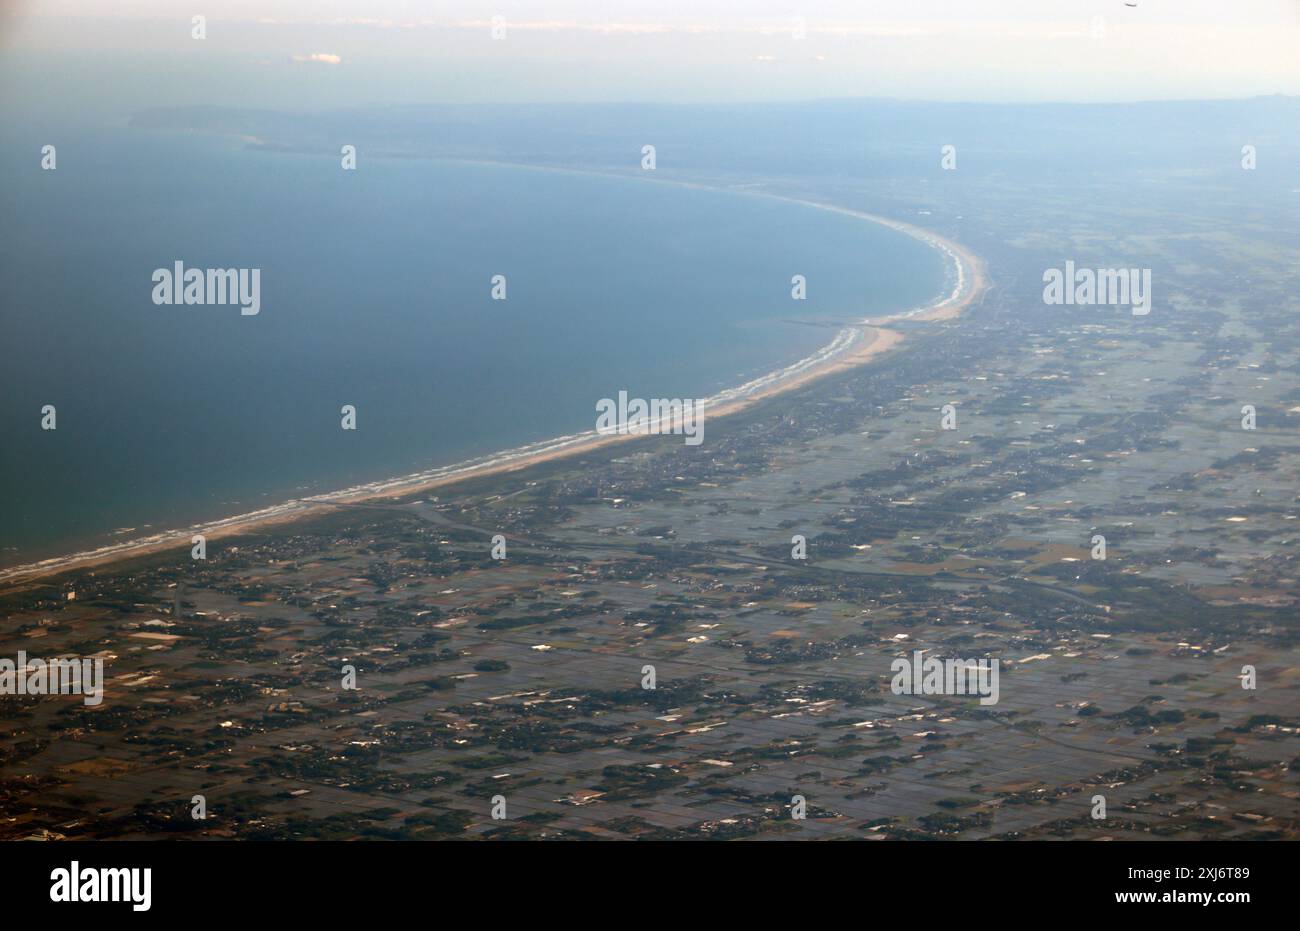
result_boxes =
[0,126,944,566]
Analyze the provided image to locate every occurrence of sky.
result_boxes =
[2,0,1300,118]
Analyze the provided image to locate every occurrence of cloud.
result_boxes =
[291,52,342,64]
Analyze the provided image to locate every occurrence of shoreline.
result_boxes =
[0,188,987,588]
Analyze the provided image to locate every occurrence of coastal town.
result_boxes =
[3,147,1297,841]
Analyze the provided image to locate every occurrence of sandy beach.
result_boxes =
[0,190,988,588]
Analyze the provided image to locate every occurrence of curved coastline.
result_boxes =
[0,187,987,587]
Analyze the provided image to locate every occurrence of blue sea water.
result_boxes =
[0,126,944,565]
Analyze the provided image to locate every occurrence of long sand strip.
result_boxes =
[0,190,987,588]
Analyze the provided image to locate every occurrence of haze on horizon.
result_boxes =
[2,0,1300,121]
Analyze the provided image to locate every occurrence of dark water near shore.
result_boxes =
[0,126,944,565]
